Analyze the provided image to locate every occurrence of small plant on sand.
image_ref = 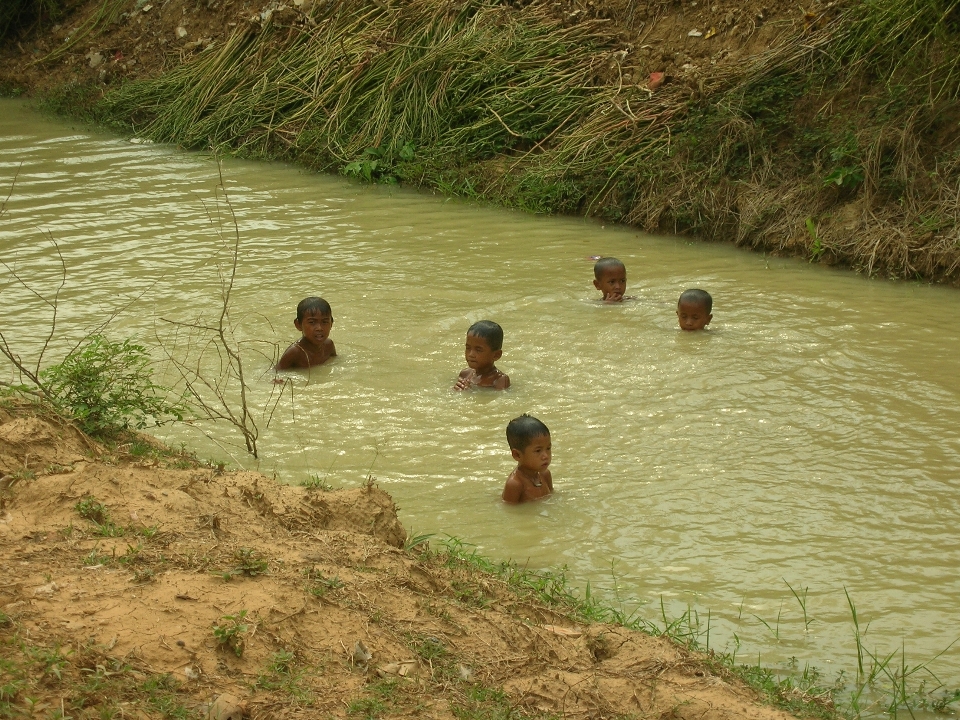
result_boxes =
[255,650,313,701]
[28,644,69,682]
[132,524,159,539]
[41,335,183,438]
[117,543,143,566]
[213,610,249,657]
[303,567,344,598]
[300,474,335,491]
[75,496,125,537]
[346,696,387,719]
[403,531,434,553]
[411,635,447,662]
[75,497,109,524]
[233,548,268,576]
[140,673,190,718]
[131,567,155,584]
[82,546,111,567]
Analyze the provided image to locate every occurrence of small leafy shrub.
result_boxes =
[75,497,110,525]
[300,474,334,491]
[343,140,415,184]
[132,568,155,584]
[41,335,183,438]
[822,134,864,191]
[303,567,344,598]
[75,496,124,536]
[233,548,268,576]
[213,610,249,657]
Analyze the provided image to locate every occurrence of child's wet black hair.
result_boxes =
[506,414,550,451]
[678,288,712,313]
[593,256,625,279]
[467,320,504,351]
[296,297,332,323]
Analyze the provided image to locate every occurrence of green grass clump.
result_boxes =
[300,474,335,491]
[75,496,126,537]
[0,624,194,720]
[98,0,609,174]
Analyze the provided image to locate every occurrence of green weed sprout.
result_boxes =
[300,474,334,491]
[75,496,125,537]
[233,548,268,576]
[213,610,249,657]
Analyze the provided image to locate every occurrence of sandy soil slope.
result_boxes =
[0,409,807,719]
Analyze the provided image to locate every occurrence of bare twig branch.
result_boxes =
[154,161,261,458]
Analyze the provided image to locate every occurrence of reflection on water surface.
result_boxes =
[2,100,960,703]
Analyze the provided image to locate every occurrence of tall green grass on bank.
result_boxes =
[69,0,960,282]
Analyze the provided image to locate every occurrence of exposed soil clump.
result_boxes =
[0,409,817,718]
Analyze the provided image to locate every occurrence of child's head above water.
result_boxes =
[593,257,627,302]
[296,296,332,323]
[467,319,503,352]
[677,289,712,331]
[506,414,550,453]
[502,414,553,503]
[275,296,337,370]
[455,320,510,390]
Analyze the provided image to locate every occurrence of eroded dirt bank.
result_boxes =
[2,0,959,284]
[0,409,820,719]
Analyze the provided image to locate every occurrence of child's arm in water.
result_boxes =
[453,368,473,391]
[454,369,510,391]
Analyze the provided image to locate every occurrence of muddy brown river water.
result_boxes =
[2,99,960,707]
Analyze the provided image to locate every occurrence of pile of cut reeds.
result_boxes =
[101,0,615,174]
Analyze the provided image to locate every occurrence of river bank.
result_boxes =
[2,0,959,284]
[0,404,838,719]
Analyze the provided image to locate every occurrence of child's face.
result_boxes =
[512,434,552,474]
[465,333,501,371]
[677,300,712,331]
[295,311,334,346]
[593,267,627,301]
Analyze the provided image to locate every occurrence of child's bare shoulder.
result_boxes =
[502,469,524,503]
[276,341,308,369]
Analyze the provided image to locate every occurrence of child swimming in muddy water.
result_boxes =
[454,320,510,391]
[593,257,633,302]
[502,414,553,504]
[275,297,337,370]
[676,288,713,331]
